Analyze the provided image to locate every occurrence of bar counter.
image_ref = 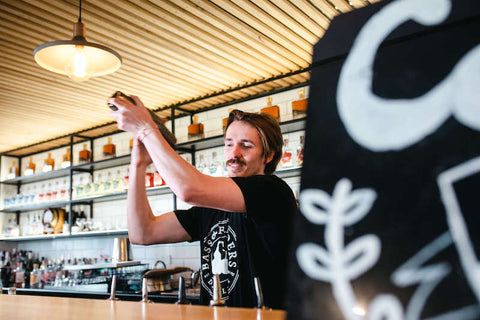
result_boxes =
[0,294,286,320]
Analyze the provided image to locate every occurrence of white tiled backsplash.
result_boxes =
[2,86,307,270]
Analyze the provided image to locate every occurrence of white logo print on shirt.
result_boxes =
[201,219,240,300]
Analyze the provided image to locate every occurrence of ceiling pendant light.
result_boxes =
[33,0,122,81]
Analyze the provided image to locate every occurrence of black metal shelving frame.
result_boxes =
[0,83,307,242]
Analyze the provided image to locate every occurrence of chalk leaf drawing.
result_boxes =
[296,178,480,320]
[336,0,480,152]
[297,178,380,320]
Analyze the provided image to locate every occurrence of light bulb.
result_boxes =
[65,45,91,81]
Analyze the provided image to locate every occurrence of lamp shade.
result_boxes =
[33,22,122,81]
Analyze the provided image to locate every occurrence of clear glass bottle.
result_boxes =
[154,170,165,187]
[209,152,222,177]
[8,161,18,179]
[292,89,308,119]
[280,138,293,169]
[45,183,52,202]
[25,157,36,176]
[10,217,20,237]
[14,262,25,288]
[104,171,113,194]
[93,173,104,195]
[59,179,68,200]
[123,169,129,190]
[52,181,59,201]
[260,97,280,122]
[84,175,94,197]
[296,135,304,167]
[112,170,124,193]
[103,137,116,158]
[43,153,55,172]
[75,177,85,199]
[30,263,42,289]
[188,115,205,141]
[38,184,46,202]
[30,185,37,203]
[22,186,30,204]
[4,219,13,237]
[145,166,154,188]
[79,143,91,163]
[196,154,208,174]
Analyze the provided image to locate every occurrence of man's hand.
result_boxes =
[108,95,156,134]
[131,134,153,168]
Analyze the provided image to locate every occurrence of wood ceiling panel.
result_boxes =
[0,0,381,155]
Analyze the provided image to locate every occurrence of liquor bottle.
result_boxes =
[75,177,85,199]
[14,262,25,288]
[61,148,71,168]
[103,137,116,158]
[8,161,18,179]
[30,185,37,203]
[45,183,52,202]
[209,152,222,177]
[38,184,46,202]
[79,143,91,163]
[10,217,20,237]
[280,139,293,169]
[4,219,13,237]
[43,153,55,172]
[51,181,59,201]
[84,175,94,196]
[292,89,308,119]
[93,173,105,195]
[145,166,154,188]
[123,169,129,190]
[30,263,42,289]
[222,108,234,132]
[296,135,304,167]
[112,170,124,193]
[260,97,280,122]
[154,170,165,187]
[25,157,36,176]
[59,179,68,200]
[188,115,205,141]
[15,188,23,205]
[22,186,30,204]
[196,154,208,174]
[104,171,113,194]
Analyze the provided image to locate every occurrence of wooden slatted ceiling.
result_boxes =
[0,0,379,156]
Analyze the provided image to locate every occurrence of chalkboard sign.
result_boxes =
[287,0,480,319]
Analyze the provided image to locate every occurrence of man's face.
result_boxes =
[224,120,268,177]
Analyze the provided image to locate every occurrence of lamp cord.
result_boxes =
[78,0,82,22]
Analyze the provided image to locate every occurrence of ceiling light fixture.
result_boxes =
[33,0,122,82]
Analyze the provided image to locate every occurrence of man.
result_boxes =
[109,95,296,309]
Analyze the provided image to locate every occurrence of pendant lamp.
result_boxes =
[33,0,122,81]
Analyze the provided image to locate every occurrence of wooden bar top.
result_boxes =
[0,294,287,320]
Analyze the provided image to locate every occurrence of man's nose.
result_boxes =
[231,144,242,157]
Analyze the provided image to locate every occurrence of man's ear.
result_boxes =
[264,152,274,164]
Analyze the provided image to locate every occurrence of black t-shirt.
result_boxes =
[175,174,296,309]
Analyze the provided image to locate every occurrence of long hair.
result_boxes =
[225,109,283,175]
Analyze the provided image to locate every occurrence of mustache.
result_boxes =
[226,158,246,166]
